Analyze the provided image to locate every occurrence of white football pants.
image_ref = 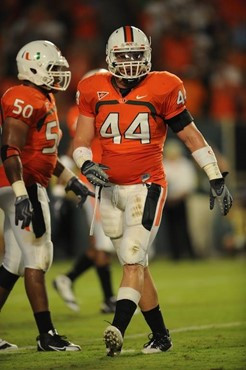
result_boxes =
[0,185,53,276]
[100,183,167,266]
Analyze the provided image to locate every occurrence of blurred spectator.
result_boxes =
[69,0,100,41]
[182,68,208,119]
[163,139,198,260]
[159,25,194,75]
[209,60,245,122]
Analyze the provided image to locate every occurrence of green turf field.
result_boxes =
[0,257,245,369]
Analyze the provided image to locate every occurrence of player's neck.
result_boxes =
[112,76,145,97]
[23,81,52,98]
[114,77,142,89]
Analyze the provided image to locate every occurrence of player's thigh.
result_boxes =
[120,184,166,265]
[2,213,24,276]
[93,220,114,252]
[10,185,53,272]
[100,187,123,239]
[83,193,114,251]
[0,187,24,275]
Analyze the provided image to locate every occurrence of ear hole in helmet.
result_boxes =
[30,68,37,75]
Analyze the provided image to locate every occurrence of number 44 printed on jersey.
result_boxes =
[100,113,150,144]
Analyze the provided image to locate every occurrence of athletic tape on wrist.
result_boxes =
[73,146,92,168]
[59,155,75,170]
[203,163,222,180]
[117,287,141,305]
[192,146,216,167]
[192,146,222,180]
[12,180,28,197]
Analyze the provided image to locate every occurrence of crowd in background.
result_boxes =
[0,0,245,259]
[1,0,245,122]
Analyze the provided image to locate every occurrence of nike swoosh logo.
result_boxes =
[136,95,147,100]
[49,345,66,351]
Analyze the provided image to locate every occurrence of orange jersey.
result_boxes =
[0,84,60,187]
[76,71,188,187]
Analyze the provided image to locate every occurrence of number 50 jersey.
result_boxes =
[0,84,61,188]
[77,70,189,187]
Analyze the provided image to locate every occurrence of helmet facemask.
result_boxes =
[42,62,71,91]
[108,49,151,79]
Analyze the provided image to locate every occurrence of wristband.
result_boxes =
[73,146,92,168]
[59,155,75,170]
[12,180,28,197]
[192,146,222,180]
[52,184,66,197]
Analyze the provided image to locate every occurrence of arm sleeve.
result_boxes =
[162,79,193,132]
[1,87,40,127]
[76,79,95,118]
[164,82,188,120]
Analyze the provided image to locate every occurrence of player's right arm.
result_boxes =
[1,117,28,183]
[1,116,33,228]
[72,108,109,187]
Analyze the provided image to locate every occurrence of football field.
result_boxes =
[0,257,245,369]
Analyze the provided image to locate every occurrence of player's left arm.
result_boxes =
[176,122,233,215]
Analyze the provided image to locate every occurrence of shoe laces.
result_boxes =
[144,333,155,347]
[48,330,69,344]
[144,332,169,348]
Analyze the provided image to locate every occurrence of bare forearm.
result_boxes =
[177,122,222,180]
[3,156,24,184]
[176,122,208,152]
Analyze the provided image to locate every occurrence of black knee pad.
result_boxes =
[0,265,19,291]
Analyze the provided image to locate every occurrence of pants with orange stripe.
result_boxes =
[100,183,167,266]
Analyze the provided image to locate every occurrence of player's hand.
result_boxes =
[15,195,33,229]
[209,172,233,216]
[65,176,95,207]
[81,160,109,187]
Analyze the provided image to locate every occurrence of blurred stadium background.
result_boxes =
[0,0,245,260]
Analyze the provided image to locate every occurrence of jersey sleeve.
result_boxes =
[159,73,188,120]
[1,86,44,127]
[76,78,95,118]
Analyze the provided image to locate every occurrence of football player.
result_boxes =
[0,40,93,351]
[53,93,116,314]
[72,26,233,356]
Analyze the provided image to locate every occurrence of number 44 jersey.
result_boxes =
[77,70,188,187]
[0,84,61,188]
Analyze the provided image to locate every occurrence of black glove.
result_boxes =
[15,195,33,229]
[81,160,109,187]
[65,176,95,207]
[209,172,233,216]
